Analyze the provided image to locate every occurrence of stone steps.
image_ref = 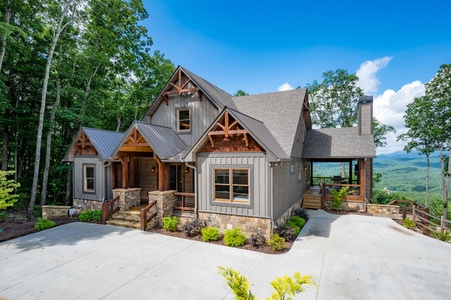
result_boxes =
[106,210,141,229]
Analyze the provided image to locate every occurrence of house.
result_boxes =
[63,66,376,236]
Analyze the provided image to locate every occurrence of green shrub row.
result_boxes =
[78,209,102,222]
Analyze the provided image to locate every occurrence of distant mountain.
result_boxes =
[376,150,441,161]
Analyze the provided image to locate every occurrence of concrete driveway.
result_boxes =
[1,210,450,299]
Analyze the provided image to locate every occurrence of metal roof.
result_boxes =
[232,89,307,157]
[135,121,188,158]
[62,127,124,161]
[302,127,376,159]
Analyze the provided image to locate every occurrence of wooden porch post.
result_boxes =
[359,158,365,198]
[112,162,117,189]
[120,157,129,189]
[129,157,135,188]
[348,161,353,184]
[155,156,164,191]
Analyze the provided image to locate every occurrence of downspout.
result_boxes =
[270,160,282,232]
[185,162,198,215]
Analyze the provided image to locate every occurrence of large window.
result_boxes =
[214,168,249,204]
[83,164,95,193]
[177,108,190,132]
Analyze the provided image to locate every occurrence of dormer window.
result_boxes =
[178,108,190,132]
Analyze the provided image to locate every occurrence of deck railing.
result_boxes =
[320,183,363,209]
[386,199,426,220]
[174,192,195,211]
[102,196,120,223]
[412,206,450,235]
[140,199,157,231]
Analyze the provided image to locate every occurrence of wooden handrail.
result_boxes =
[102,196,120,223]
[140,199,157,231]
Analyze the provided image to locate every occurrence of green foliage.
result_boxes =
[0,171,20,210]
[0,210,6,220]
[430,230,451,242]
[248,229,266,248]
[201,226,220,242]
[218,267,316,300]
[403,218,416,229]
[34,218,55,231]
[275,225,297,243]
[78,210,102,222]
[162,216,179,232]
[224,228,247,247]
[291,208,309,221]
[287,216,306,236]
[268,272,317,300]
[218,267,256,300]
[330,186,350,210]
[268,234,287,252]
[373,118,396,148]
[182,218,206,237]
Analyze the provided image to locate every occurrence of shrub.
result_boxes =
[330,186,350,211]
[224,228,246,247]
[430,230,451,242]
[34,218,55,231]
[275,224,297,242]
[403,218,416,229]
[268,233,287,252]
[201,226,220,242]
[292,208,309,221]
[248,228,266,248]
[0,170,20,210]
[182,218,206,237]
[287,216,306,236]
[78,209,102,222]
[162,216,179,232]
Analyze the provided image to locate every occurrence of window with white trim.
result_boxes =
[213,168,249,204]
[83,165,95,193]
[177,108,190,132]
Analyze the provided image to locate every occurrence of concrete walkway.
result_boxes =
[1,210,450,299]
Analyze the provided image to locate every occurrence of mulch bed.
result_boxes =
[0,209,78,243]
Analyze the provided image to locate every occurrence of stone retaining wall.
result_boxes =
[324,200,366,213]
[42,206,72,218]
[367,204,399,216]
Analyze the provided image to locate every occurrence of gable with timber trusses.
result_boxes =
[74,131,97,156]
[199,111,264,153]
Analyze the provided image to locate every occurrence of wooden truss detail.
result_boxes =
[119,128,152,152]
[74,132,97,155]
[162,69,200,104]
[208,112,249,148]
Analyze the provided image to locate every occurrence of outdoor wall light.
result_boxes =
[185,167,189,174]
[151,167,156,173]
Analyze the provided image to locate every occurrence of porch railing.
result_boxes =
[102,196,120,223]
[321,183,363,209]
[174,192,195,211]
[140,199,157,231]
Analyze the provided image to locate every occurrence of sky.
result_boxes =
[141,0,451,155]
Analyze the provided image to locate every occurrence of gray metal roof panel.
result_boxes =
[135,122,188,158]
[83,128,125,160]
[232,89,307,157]
[302,127,376,159]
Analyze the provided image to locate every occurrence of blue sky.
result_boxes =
[142,0,451,154]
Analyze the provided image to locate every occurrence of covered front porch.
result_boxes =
[102,122,195,229]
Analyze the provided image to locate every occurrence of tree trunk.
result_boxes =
[425,154,430,207]
[40,44,64,206]
[0,2,11,72]
[28,0,76,220]
[65,168,72,206]
[1,126,8,171]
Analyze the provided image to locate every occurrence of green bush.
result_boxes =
[403,218,416,229]
[34,217,55,231]
[201,226,220,242]
[430,230,451,242]
[287,216,306,236]
[78,209,102,222]
[268,233,287,252]
[162,216,179,232]
[224,228,246,247]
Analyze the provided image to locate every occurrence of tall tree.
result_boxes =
[425,64,451,220]
[398,96,436,207]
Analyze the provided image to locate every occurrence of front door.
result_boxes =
[169,165,183,192]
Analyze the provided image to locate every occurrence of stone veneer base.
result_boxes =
[73,199,103,214]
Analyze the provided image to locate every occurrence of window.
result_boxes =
[83,165,95,193]
[177,108,190,132]
[214,168,249,204]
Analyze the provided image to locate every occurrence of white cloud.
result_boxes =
[374,80,425,154]
[356,56,393,95]
[277,82,294,91]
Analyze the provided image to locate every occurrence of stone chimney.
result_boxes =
[358,96,373,135]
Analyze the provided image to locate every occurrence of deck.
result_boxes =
[302,187,322,209]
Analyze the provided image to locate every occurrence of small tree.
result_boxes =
[0,170,20,210]
[330,186,350,211]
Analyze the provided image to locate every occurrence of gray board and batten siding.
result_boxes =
[145,91,219,147]
[73,155,108,201]
[197,152,270,218]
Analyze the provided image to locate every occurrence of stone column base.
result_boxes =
[148,190,176,226]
